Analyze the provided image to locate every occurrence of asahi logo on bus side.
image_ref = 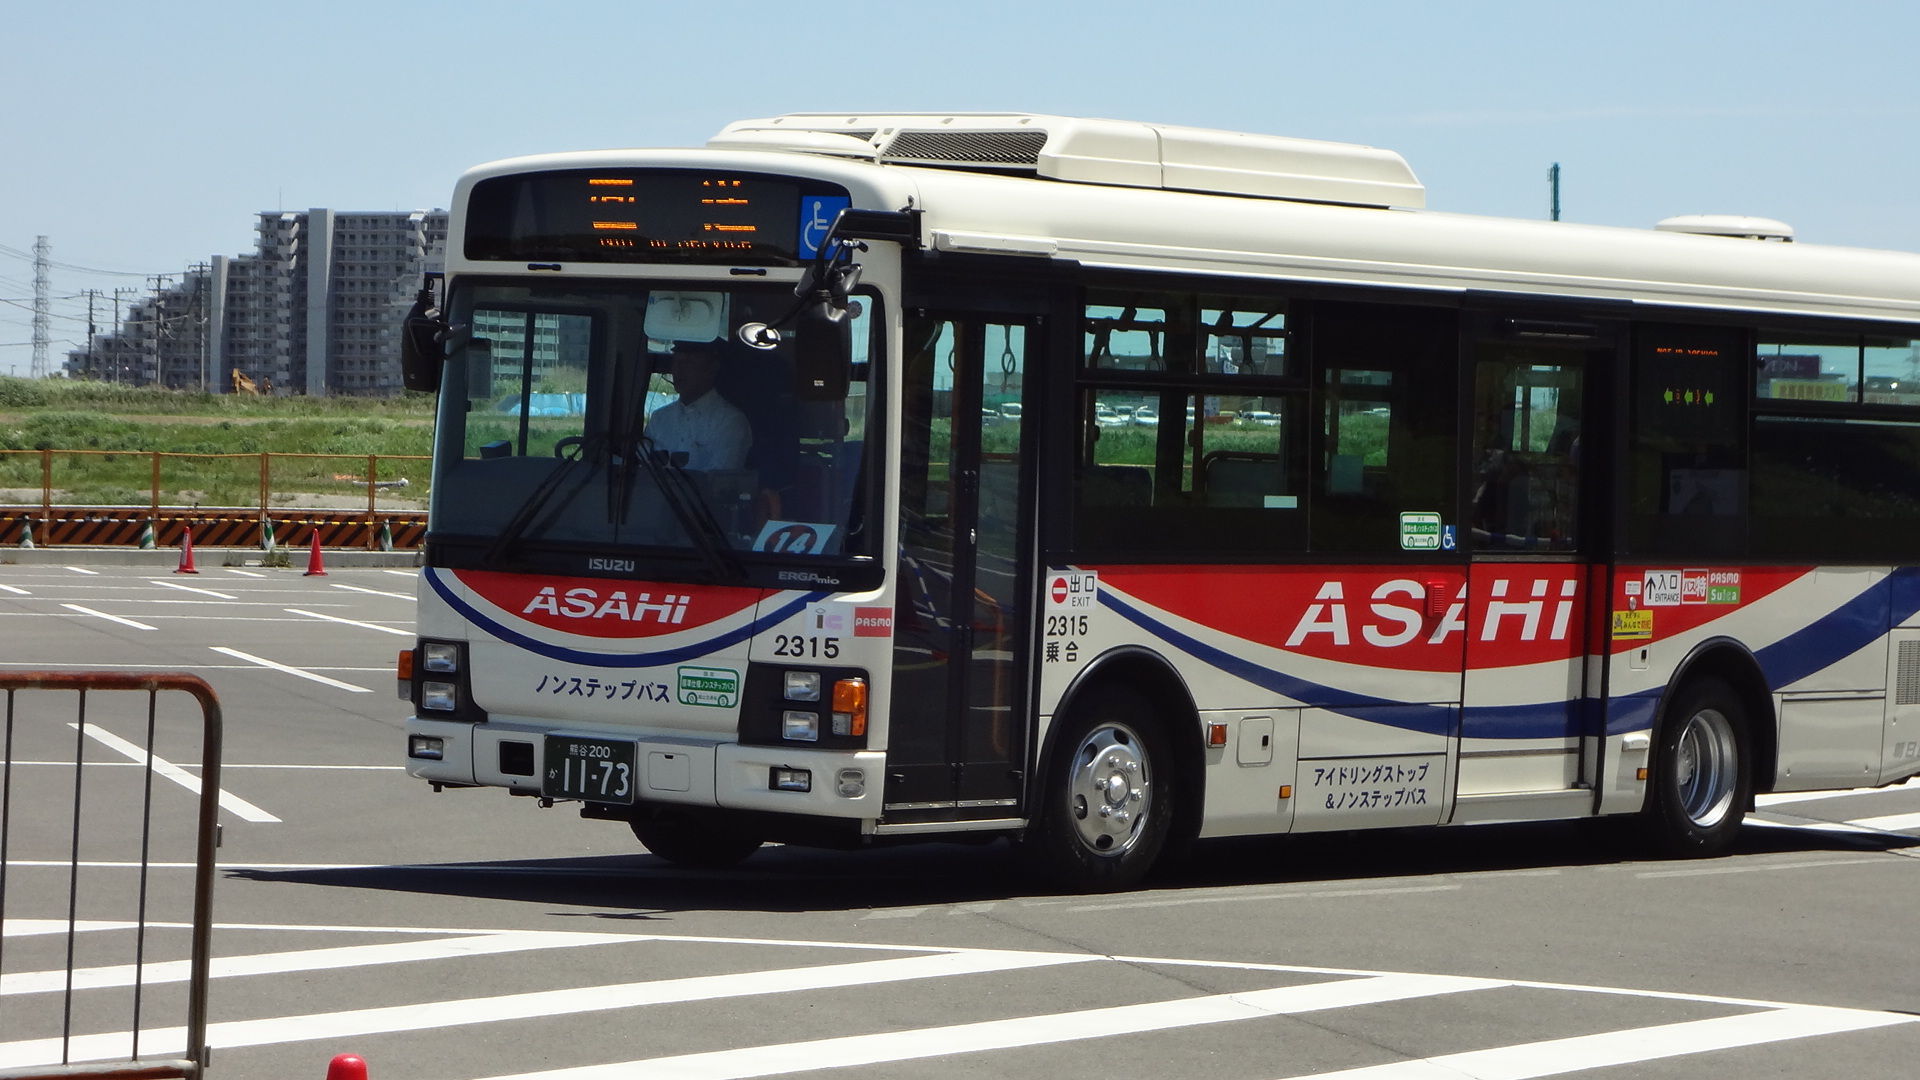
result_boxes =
[1285,578,1582,647]
[522,587,690,624]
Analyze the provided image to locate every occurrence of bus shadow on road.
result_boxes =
[223,818,1917,913]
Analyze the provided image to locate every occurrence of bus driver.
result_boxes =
[646,340,752,470]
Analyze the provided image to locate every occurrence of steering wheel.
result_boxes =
[553,435,585,460]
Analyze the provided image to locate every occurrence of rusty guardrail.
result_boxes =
[0,673,221,1080]
[0,450,430,549]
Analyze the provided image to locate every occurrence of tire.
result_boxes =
[1023,686,1175,892]
[629,811,763,868]
[1641,676,1751,857]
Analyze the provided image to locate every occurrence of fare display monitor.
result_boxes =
[464,170,848,266]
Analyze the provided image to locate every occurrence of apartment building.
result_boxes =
[67,208,447,396]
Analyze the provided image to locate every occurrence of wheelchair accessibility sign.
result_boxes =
[798,196,849,259]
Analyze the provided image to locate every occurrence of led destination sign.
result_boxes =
[464,170,846,266]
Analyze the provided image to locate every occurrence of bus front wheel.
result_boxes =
[1641,676,1750,857]
[1024,687,1174,892]
[630,811,763,868]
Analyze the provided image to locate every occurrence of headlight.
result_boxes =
[422,642,460,673]
[782,711,820,742]
[421,681,458,712]
[783,671,821,702]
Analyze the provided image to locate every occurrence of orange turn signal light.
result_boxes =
[833,678,868,737]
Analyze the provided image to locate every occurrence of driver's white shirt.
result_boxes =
[646,391,751,470]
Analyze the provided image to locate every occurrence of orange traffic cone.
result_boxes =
[175,524,199,574]
[304,530,328,576]
[325,1054,368,1080]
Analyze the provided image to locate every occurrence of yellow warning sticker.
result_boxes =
[1612,609,1653,640]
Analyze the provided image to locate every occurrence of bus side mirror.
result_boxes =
[794,301,851,401]
[400,314,445,392]
[399,281,446,393]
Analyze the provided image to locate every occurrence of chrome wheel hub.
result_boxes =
[1675,707,1737,828]
[1068,722,1151,855]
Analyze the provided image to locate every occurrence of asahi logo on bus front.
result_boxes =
[522,587,690,624]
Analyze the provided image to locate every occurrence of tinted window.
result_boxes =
[1310,303,1458,554]
[1752,416,1920,559]
[1627,326,1747,557]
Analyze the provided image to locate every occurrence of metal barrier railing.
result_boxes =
[0,673,221,1080]
[0,450,430,515]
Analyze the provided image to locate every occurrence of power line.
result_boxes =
[0,241,158,278]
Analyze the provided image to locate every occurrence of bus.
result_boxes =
[399,113,1920,890]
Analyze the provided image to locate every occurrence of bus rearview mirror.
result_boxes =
[794,302,851,401]
[399,316,444,392]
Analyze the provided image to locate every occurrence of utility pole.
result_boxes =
[1548,163,1562,222]
[147,274,173,387]
[31,236,50,378]
[112,287,136,384]
[190,262,210,391]
[84,289,98,378]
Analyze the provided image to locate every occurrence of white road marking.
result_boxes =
[476,972,1499,1080]
[222,568,265,577]
[1303,1004,1913,1078]
[1756,777,1920,807]
[330,582,413,600]
[284,607,412,636]
[59,603,155,631]
[1635,855,1894,878]
[1847,810,1920,832]
[0,947,1101,1068]
[210,646,371,692]
[1,919,143,938]
[1,930,636,996]
[64,566,99,575]
[73,723,280,823]
[148,579,238,599]
[381,569,415,577]
[1063,882,1460,912]
[0,583,29,595]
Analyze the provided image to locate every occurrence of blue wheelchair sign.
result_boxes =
[798,196,849,259]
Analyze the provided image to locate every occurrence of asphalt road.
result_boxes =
[2,561,1917,1080]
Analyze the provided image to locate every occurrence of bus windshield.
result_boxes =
[428,279,875,570]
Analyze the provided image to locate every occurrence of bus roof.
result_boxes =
[448,114,1920,328]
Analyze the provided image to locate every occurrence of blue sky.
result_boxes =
[3,0,1916,376]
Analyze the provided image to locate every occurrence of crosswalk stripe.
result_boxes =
[476,973,1501,1080]
[0,947,1094,1069]
[1,931,635,996]
[1299,1003,1914,1078]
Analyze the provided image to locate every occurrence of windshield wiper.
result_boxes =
[481,438,606,567]
[625,436,746,583]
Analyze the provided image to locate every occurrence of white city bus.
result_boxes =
[400,113,1920,890]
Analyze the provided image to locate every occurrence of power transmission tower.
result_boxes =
[31,236,50,377]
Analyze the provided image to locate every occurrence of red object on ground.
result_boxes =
[325,1054,368,1080]
[304,531,327,576]
[175,524,199,574]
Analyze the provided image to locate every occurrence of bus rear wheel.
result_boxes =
[1023,687,1174,892]
[629,810,763,868]
[1641,676,1750,857]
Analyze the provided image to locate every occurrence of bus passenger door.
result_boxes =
[1455,321,1611,816]
[886,312,1037,820]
